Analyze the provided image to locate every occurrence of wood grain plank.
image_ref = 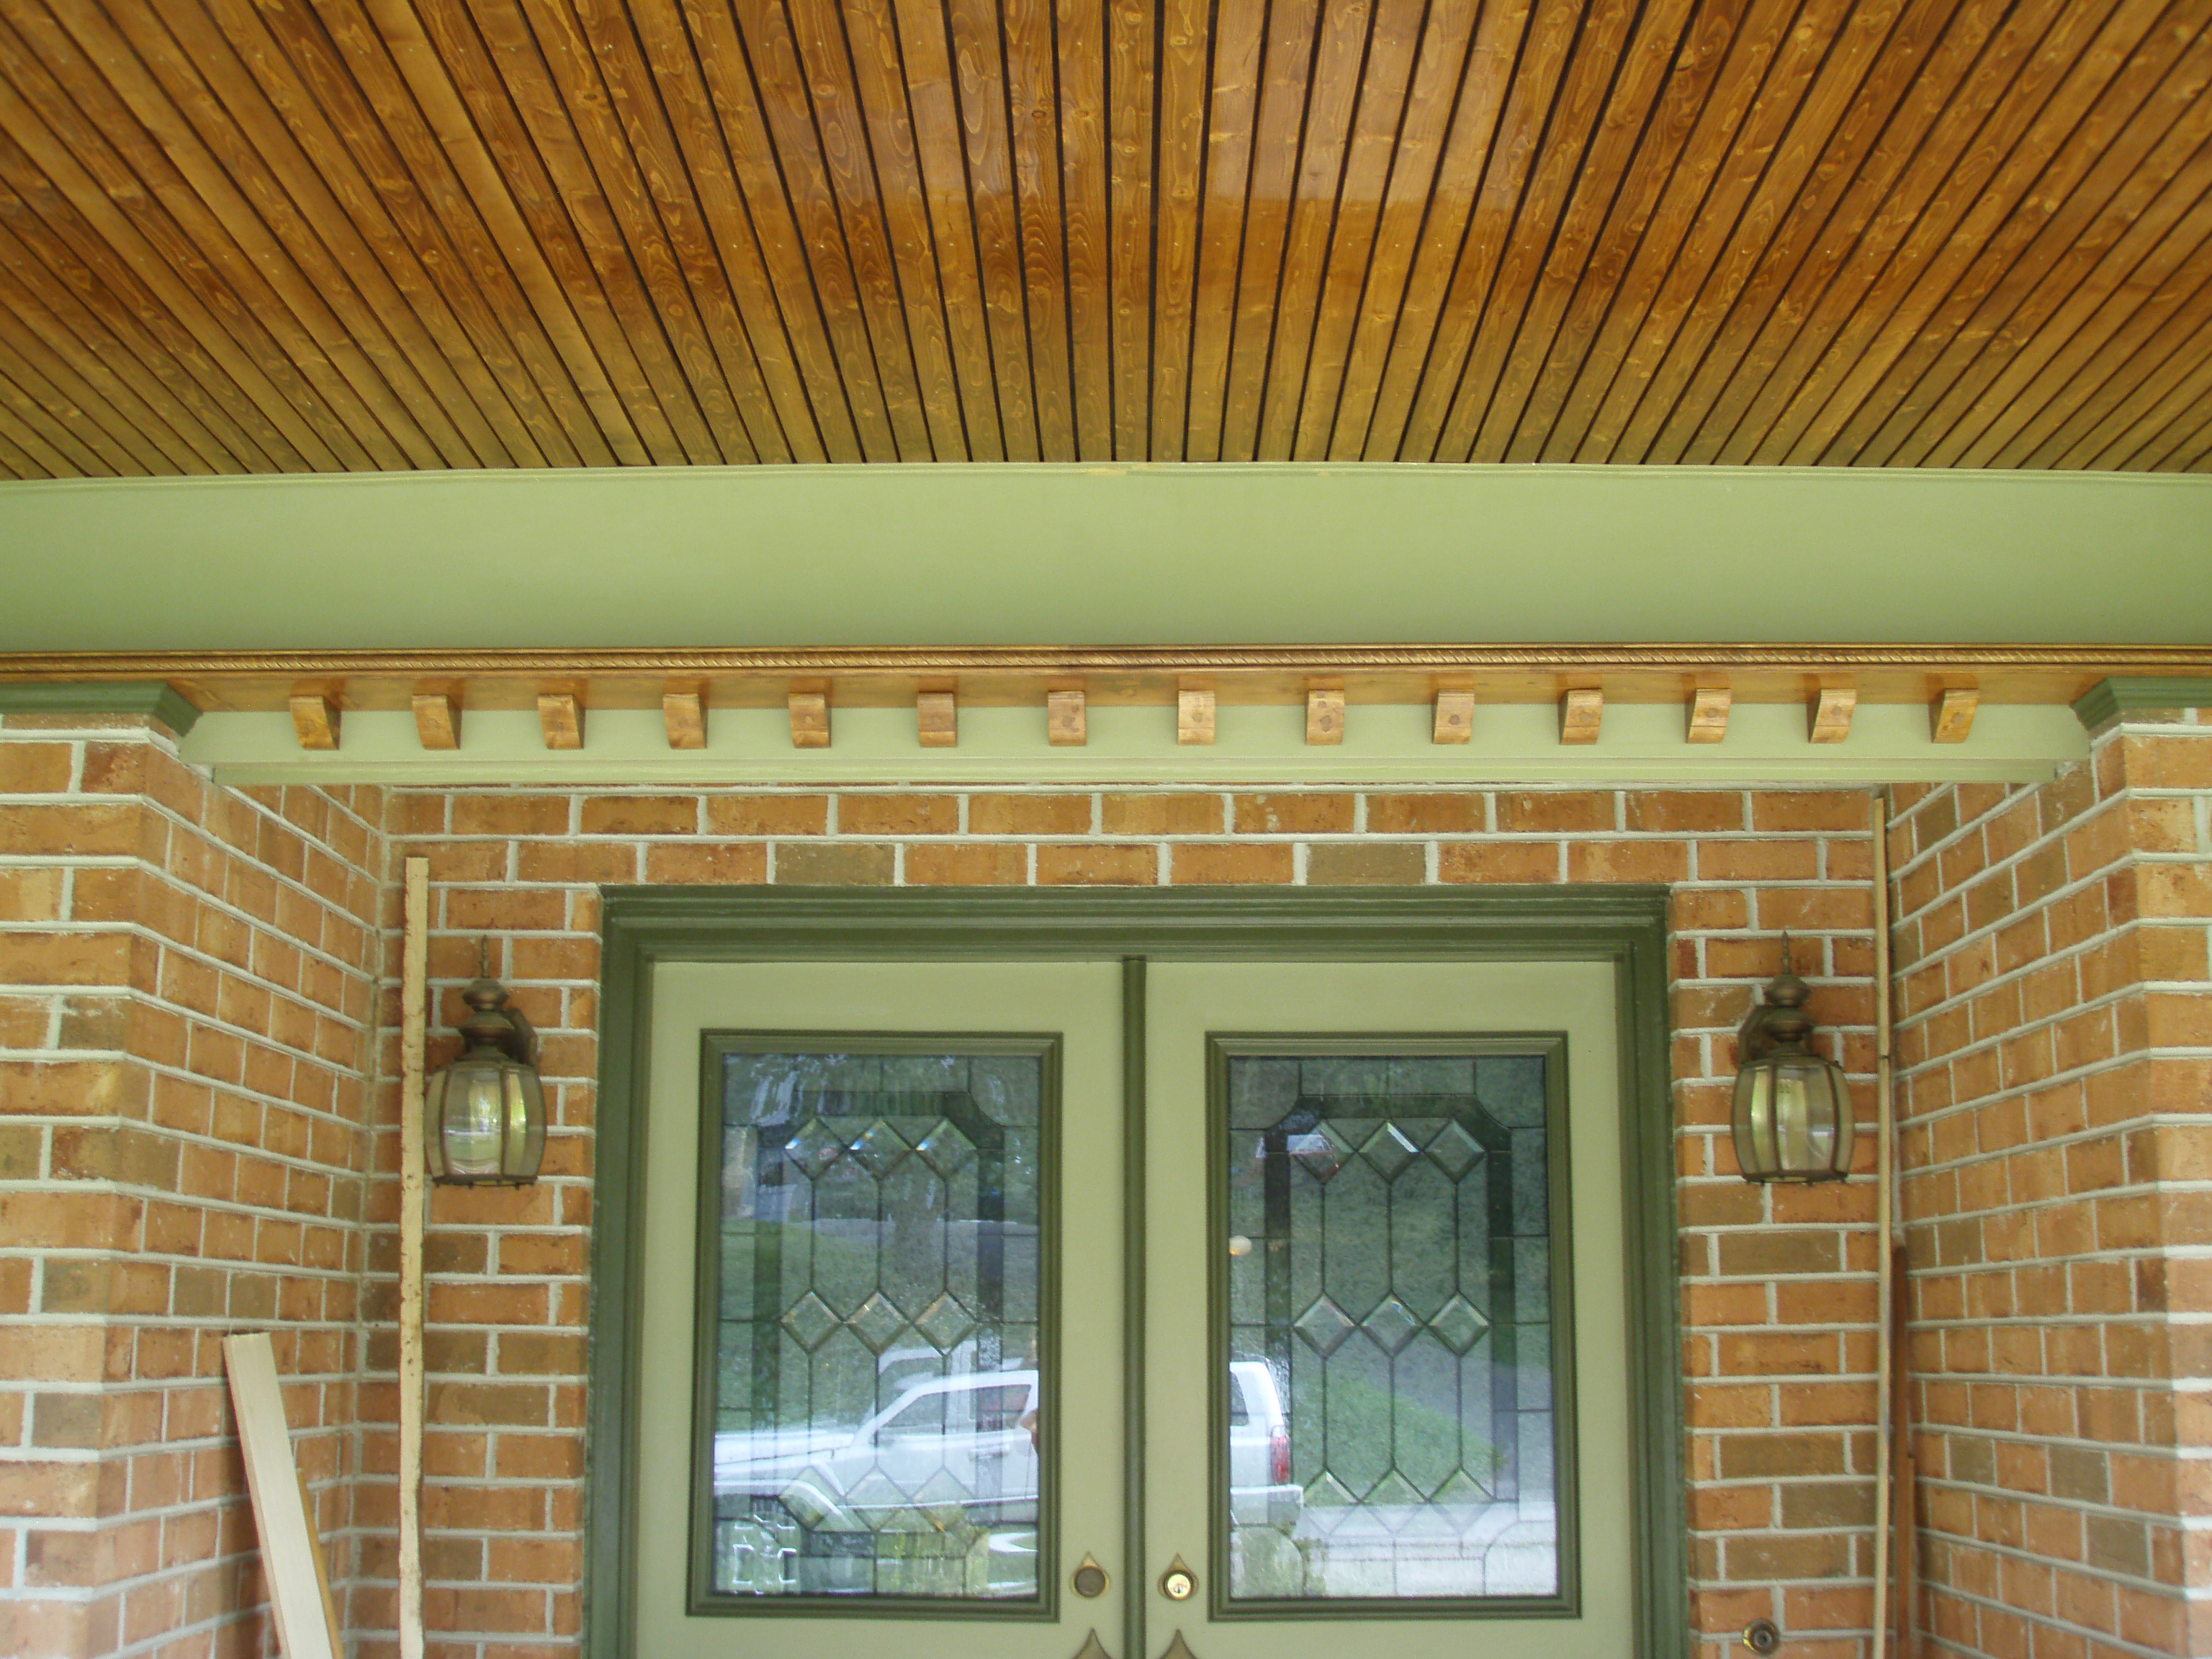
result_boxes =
[1496,0,1745,463]
[0,349,136,472]
[942,0,1040,458]
[1218,0,1320,462]
[1635,0,1986,462]
[1364,0,1576,461]
[455,0,727,462]
[192,0,575,467]
[63,0,503,466]
[1560,0,1906,461]
[1673,0,2117,465]
[611,0,833,460]
[1002,0,1076,457]
[0,372,79,472]
[377,0,685,464]
[0,16,385,467]
[839,0,974,459]
[0,184,279,468]
[305,0,631,467]
[1290,0,1430,460]
[1058,0,1112,459]
[1324,0,1491,459]
[1148,0,1208,459]
[1106,0,1152,460]
[2114,346,2212,467]
[1406,0,1642,463]
[690,0,899,460]
[2009,235,2212,467]
[1771,0,2176,464]
[0,407,46,475]
[1869,27,2212,467]
[891,0,1007,459]
[518,0,771,462]
[0,272,216,471]
[1447,0,1701,464]
[740,0,932,459]
[1255,0,1384,462]
[1182,0,1264,459]
[2057,301,2212,469]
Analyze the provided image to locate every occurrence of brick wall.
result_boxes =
[1891,709,2212,1659]
[0,711,384,1659]
[30,745,2208,1659]
[367,783,1884,1659]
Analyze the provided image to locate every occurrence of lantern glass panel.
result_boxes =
[429,1057,546,1183]
[1730,1052,1851,1182]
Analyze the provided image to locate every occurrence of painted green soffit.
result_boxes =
[2,465,2209,652]
[0,680,201,734]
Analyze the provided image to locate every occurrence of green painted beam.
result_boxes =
[181,701,2088,786]
[4,465,2209,651]
[0,680,202,734]
[2071,675,2212,731]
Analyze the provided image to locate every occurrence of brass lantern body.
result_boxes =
[1731,955,1853,1183]
[426,974,546,1184]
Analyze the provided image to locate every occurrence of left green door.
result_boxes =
[633,959,1128,1658]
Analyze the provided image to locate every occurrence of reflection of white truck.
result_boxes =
[711,1362,1303,1537]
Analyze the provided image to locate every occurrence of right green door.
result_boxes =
[1141,959,1636,1659]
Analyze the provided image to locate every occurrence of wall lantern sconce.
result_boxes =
[1732,938,1854,1183]
[425,943,546,1185]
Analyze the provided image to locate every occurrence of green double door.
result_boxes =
[632,957,1635,1659]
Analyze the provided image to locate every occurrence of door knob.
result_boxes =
[1073,1555,1109,1598]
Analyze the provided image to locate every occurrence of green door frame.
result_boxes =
[589,886,1685,1659]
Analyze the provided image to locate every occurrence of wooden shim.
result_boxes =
[398,856,428,1659]
[221,1333,342,1659]
[1811,685,1858,743]
[288,691,339,750]
[917,689,958,747]
[1047,688,1087,746]
[1177,686,1215,746]
[663,686,707,750]
[537,691,583,749]
[1931,685,1979,743]
[1305,687,1345,745]
[1688,686,1732,743]
[410,689,460,750]
[1560,688,1603,744]
[789,688,831,748]
[1432,688,1473,744]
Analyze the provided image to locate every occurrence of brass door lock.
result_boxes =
[1159,1558,1197,1601]
[1741,1619,1781,1655]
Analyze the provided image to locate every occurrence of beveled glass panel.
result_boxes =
[697,1040,1050,1606]
[1220,1045,1572,1607]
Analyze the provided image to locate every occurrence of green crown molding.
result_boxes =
[2071,675,2212,732]
[0,680,201,735]
[3,464,2210,650]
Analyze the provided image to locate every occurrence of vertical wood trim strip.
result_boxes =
[221,1333,342,1659]
[399,856,430,1659]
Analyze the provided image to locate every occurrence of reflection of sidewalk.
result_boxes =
[1279,1498,1560,1599]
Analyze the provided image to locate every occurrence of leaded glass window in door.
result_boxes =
[691,1038,1055,1611]
[1215,1040,1575,1611]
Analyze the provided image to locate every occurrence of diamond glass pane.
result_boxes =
[704,1047,1045,1602]
[1224,1051,1568,1604]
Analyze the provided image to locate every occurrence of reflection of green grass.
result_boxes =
[1313,1369,1504,1485]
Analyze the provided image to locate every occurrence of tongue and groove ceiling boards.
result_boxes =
[0,0,2208,476]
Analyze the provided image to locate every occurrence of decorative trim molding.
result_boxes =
[4,642,2211,680]
[0,680,202,735]
[2071,675,2212,732]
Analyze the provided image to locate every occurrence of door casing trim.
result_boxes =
[591,886,1683,1659]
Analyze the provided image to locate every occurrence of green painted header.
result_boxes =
[2,465,2208,651]
[0,680,201,734]
[2071,675,2212,731]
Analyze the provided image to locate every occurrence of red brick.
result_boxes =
[1171,844,1295,884]
[578,795,698,835]
[966,793,1092,835]
[703,794,829,835]
[837,794,958,835]
[1231,793,1354,834]
[904,844,1028,884]
[1101,793,1221,835]
[1438,842,1560,884]
[1036,844,1156,886]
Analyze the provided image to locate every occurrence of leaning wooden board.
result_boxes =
[222,1333,343,1659]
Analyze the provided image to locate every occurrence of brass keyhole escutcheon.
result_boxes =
[1159,1557,1196,1601]
[1072,1555,1109,1599]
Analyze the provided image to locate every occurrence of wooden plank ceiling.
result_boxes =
[0,0,2208,478]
